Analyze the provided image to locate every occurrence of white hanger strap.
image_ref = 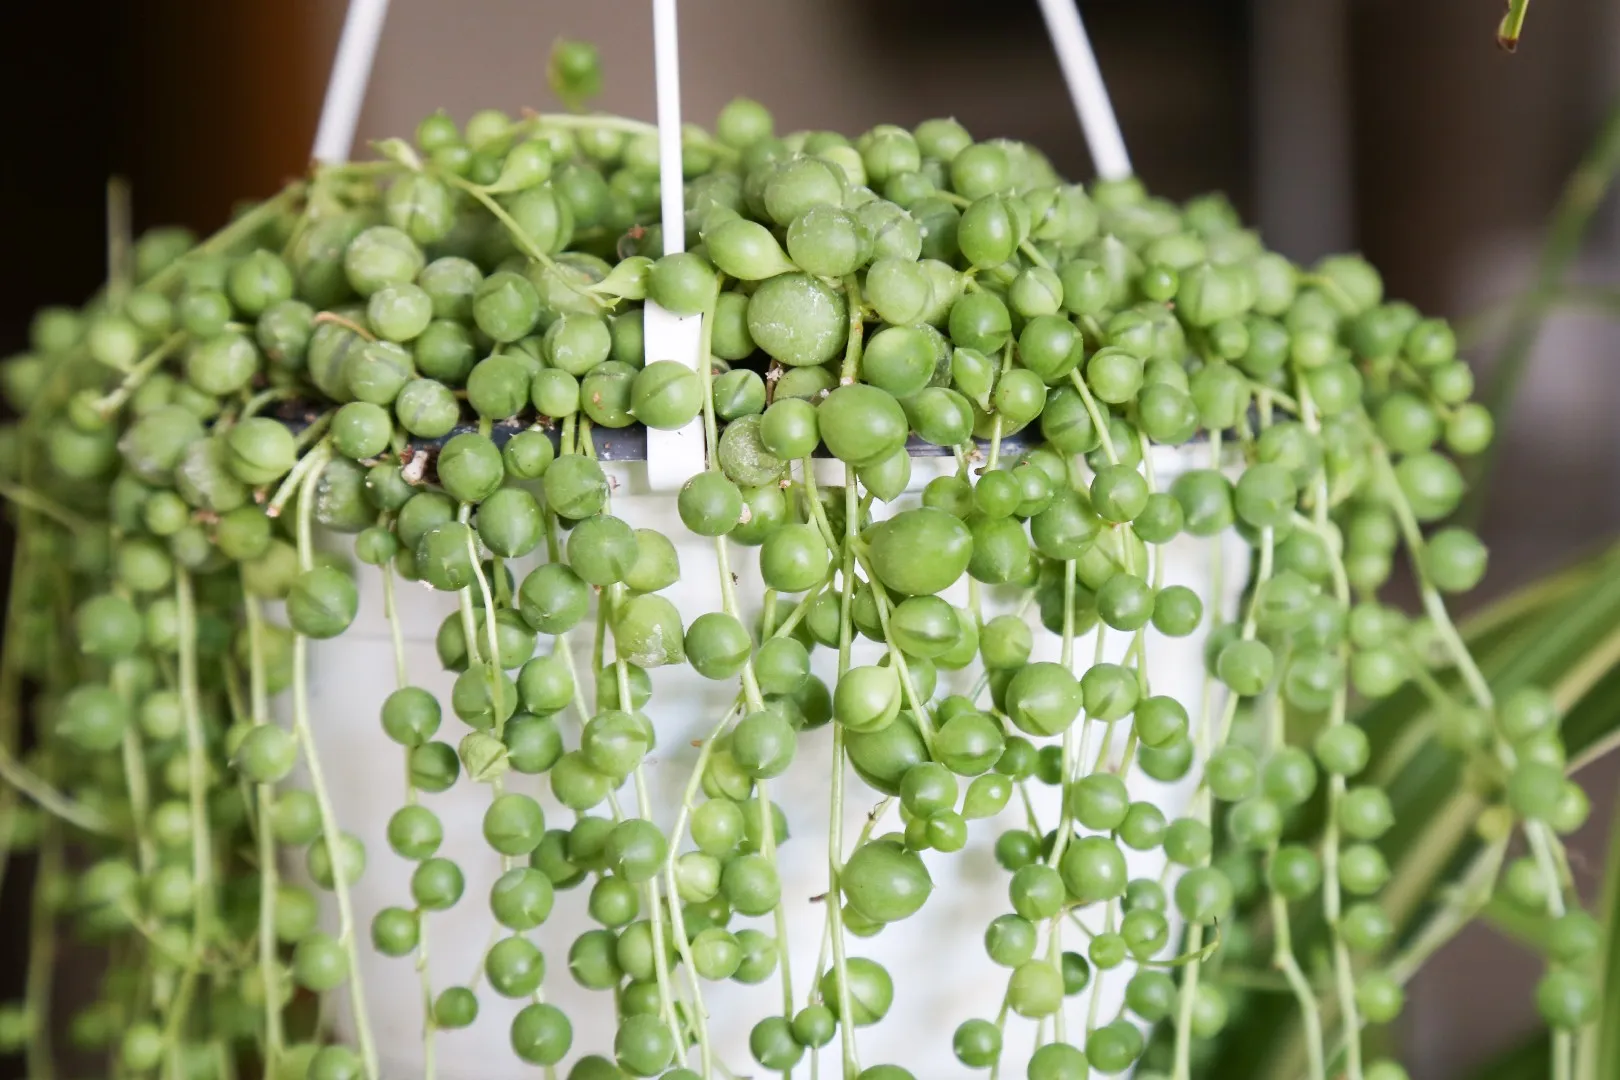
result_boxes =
[312,0,391,166]
[645,0,708,493]
[1036,0,1132,181]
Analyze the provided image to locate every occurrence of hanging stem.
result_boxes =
[379,558,437,1079]
[1295,380,1364,1080]
[92,332,188,418]
[439,174,602,313]
[175,572,221,977]
[693,292,791,1060]
[519,112,660,137]
[633,762,687,1069]
[584,440,685,1067]
[1175,430,1269,1080]
[265,442,332,518]
[1375,442,1576,1074]
[663,712,735,1079]
[1067,369,1119,463]
[147,184,308,292]
[603,580,688,1067]
[0,743,112,834]
[242,594,285,1067]
[0,577,24,906]
[839,276,865,384]
[0,480,96,532]
[1266,687,1326,1080]
[26,823,61,1080]
[1048,561,1082,872]
[846,546,936,750]
[241,386,301,420]
[828,470,862,1077]
[291,447,380,1079]
[119,725,156,874]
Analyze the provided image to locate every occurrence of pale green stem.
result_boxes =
[1076,627,1109,784]
[710,536,765,712]
[0,537,29,905]
[242,594,285,1067]
[663,712,736,1078]
[463,518,510,739]
[521,112,660,137]
[1266,681,1325,1080]
[1269,884,1327,1080]
[265,440,331,518]
[242,386,300,420]
[0,742,112,834]
[1378,446,1574,936]
[839,276,865,384]
[1166,442,1222,1066]
[988,988,1014,1080]
[1047,563,1084,952]
[1297,380,1364,1080]
[1176,433,1259,1080]
[826,470,862,1076]
[0,479,95,532]
[1067,369,1119,463]
[440,175,601,312]
[987,340,1016,470]
[699,293,791,1066]
[806,796,892,1028]
[1019,241,1052,271]
[1140,431,1166,594]
[633,764,687,1068]
[291,448,379,1079]
[92,331,187,417]
[147,184,307,292]
[26,824,61,1080]
[163,967,202,1079]
[1084,906,1117,1037]
[119,725,154,870]
[1387,840,1508,985]
[379,562,436,1078]
[175,568,231,1072]
[175,571,218,945]
[847,546,936,751]
[594,512,684,1064]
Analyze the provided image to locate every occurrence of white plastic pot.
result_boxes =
[286,445,1242,1079]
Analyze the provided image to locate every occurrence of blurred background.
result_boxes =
[2,1,1619,1076]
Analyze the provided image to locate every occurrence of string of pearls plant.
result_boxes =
[0,39,1597,1080]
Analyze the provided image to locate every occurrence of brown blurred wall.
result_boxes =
[0,5,320,1075]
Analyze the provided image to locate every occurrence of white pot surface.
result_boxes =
[281,447,1243,1079]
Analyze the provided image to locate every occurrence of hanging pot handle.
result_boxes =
[644,0,709,493]
[312,0,391,166]
[1036,0,1133,180]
